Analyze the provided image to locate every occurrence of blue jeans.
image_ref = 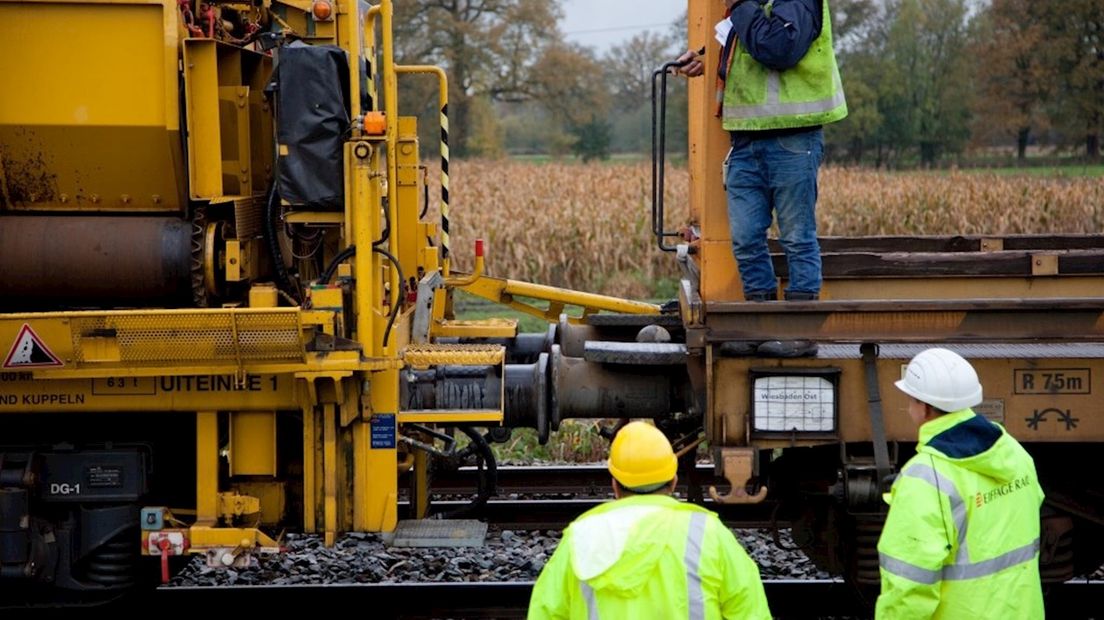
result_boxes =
[724,128,824,298]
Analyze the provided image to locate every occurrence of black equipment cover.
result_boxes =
[272,41,351,209]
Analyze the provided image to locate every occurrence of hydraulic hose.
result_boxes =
[264,185,301,303]
[318,246,402,347]
[374,246,405,347]
[319,245,357,284]
[436,427,497,519]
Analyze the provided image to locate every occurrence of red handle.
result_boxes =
[158,538,172,584]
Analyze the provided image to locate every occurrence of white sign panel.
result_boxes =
[752,375,835,432]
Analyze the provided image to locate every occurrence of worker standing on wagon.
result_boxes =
[677,0,847,357]
[527,421,771,619]
[877,348,1045,618]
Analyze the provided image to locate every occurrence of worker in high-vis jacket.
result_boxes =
[527,421,771,620]
[676,0,847,359]
[877,348,1045,618]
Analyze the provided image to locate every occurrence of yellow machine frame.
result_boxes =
[0,0,659,570]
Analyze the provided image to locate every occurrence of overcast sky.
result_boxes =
[560,0,685,54]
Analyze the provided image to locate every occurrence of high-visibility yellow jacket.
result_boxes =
[722,0,848,131]
[527,494,771,620]
[876,409,1045,619]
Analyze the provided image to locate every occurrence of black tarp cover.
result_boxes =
[272,41,351,209]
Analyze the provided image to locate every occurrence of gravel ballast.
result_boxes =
[168,528,831,587]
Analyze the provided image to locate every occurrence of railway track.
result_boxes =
[410,461,719,494]
[414,464,727,497]
[415,498,783,530]
[130,579,1103,618]
[108,467,1104,618]
[404,464,785,529]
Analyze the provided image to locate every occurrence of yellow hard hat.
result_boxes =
[608,421,678,489]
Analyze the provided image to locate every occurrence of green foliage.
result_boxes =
[957,164,1104,178]
[828,0,1102,164]
[500,105,558,155]
[571,119,613,163]
[829,69,883,162]
[651,277,680,300]
[465,96,505,158]
[610,105,651,153]
[968,0,1051,160]
[531,43,611,130]
[829,0,974,166]
[395,0,1098,165]
[493,422,609,464]
[1039,0,1104,158]
[452,292,551,333]
[393,0,561,156]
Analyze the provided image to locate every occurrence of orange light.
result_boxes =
[311,0,333,21]
[362,112,386,135]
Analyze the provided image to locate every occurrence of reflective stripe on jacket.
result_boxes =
[722,0,847,131]
[527,494,771,620]
[876,409,1045,619]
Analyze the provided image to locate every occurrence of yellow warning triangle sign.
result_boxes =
[3,323,63,368]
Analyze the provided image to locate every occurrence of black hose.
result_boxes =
[317,245,402,347]
[437,427,497,519]
[419,166,430,220]
[319,245,357,284]
[374,246,405,347]
[265,185,301,302]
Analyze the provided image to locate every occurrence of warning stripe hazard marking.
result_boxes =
[3,324,64,368]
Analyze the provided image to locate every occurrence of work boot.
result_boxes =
[720,291,776,355]
[784,291,819,301]
[718,341,761,357]
[757,291,819,357]
[744,290,778,302]
[756,339,819,358]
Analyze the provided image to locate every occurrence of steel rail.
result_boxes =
[409,464,725,497]
[408,498,783,531]
[399,465,778,529]
[130,579,1104,618]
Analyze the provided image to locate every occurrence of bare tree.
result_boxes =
[393,0,562,155]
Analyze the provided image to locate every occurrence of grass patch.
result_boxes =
[903,163,1104,178]
[961,164,1104,177]
[493,421,610,464]
[451,289,673,334]
[482,421,710,465]
[452,290,571,333]
[507,153,655,165]
[650,276,680,300]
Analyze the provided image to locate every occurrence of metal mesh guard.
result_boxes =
[72,311,304,363]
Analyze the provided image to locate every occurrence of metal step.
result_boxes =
[402,343,504,368]
[386,519,487,547]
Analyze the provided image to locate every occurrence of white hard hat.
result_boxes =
[895,348,983,412]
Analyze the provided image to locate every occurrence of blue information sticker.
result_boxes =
[370,413,396,449]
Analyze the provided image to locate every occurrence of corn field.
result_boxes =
[441,161,1104,297]
[818,168,1104,237]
